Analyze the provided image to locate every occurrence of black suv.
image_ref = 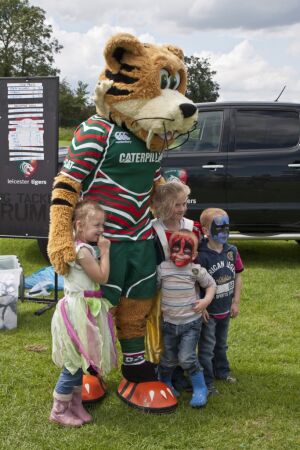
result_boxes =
[162,101,300,242]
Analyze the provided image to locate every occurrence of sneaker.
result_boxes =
[224,374,237,384]
[208,385,220,396]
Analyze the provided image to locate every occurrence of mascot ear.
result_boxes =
[104,33,146,72]
[162,45,184,61]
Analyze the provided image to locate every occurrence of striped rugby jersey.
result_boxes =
[61,115,162,241]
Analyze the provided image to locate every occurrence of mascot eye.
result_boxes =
[160,69,170,89]
[169,73,180,90]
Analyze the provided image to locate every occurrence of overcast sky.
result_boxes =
[33,0,300,103]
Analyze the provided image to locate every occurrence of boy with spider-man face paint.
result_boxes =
[169,232,197,267]
[197,208,244,396]
[157,230,216,408]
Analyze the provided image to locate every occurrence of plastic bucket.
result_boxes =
[0,256,23,330]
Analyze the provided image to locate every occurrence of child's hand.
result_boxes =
[97,235,111,254]
[192,300,207,314]
[202,309,209,323]
[230,302,239,318]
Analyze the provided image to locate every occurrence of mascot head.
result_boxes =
[94,33,198,151]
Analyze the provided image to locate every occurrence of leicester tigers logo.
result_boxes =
[94,33,198,152]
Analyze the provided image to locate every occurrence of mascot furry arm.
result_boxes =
[48,175,81,275]
[48,33,198,413]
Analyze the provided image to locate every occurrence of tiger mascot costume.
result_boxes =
[48,33,198,413]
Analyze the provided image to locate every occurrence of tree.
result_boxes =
[184,55,219,103]
[59,79,95,128]
[0,0,62,77]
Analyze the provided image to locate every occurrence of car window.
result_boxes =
[235,109,300,151]
[169,110,223,152]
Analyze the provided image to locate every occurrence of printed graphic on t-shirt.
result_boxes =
[216,280,234,298]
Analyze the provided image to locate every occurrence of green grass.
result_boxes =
[0,239,300,450]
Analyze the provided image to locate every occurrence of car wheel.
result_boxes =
[37,238,50,262]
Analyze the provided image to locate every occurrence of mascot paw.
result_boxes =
[121,361,158,383]
[49,252,69,275]
[117,378,178,413]
[49,246,76,275]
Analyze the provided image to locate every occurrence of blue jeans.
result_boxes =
[55,367,83,395]
[159,318,202,377]
[198,315,230,388]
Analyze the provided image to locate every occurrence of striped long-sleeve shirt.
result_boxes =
[157,261,216,325]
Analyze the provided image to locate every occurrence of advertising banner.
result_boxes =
[0,77,59,238]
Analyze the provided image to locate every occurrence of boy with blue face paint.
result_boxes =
[210,214,230,245]
[197,208,244,395]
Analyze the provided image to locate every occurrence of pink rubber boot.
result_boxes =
[49,393,83,427]
[69,387,93,424]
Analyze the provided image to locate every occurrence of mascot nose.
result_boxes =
[179,103,197,118]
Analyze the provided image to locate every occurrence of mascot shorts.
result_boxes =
[102,240,157,305]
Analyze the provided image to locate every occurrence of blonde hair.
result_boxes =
[200,207,228,229]
[152,178,190,220]
[73,199,105,225]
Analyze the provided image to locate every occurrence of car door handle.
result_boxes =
[202,164,224,169]
[288,163,300,168]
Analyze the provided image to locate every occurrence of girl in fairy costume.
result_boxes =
[49,200,117,427]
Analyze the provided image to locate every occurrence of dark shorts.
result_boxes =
[102,240,157,305]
